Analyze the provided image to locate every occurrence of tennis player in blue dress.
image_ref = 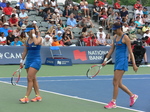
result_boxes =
[19,26,43,103]
[102,22,138,109]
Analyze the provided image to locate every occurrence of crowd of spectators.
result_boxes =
[0,0,150,47]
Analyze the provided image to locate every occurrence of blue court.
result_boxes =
[0,75,149,112]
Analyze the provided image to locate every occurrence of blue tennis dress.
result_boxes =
[25,38,41,70]
[114,34,128,71]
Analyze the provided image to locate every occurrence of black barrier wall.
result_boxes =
[0,46,150,64]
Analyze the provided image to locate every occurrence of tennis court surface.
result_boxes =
[0,65,149,112]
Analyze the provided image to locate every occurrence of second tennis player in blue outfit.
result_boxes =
[102,22,138,109]
[19,26,43,103]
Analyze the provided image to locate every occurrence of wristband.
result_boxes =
[20,59,24,63]
[104,58,108,62]
[32,34,36,37]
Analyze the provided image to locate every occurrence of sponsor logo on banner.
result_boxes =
[0,52,22,59]
[73,50,108,61]
[73,50,87,61]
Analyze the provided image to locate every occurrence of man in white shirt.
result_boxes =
[96,26,106,46]
[42,34,53,46]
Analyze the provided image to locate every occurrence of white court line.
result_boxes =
[0,80,144,112]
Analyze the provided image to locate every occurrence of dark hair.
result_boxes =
[82,27,87,32]
[12,14,16,18]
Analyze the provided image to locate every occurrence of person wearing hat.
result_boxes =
[10,36,23,46]
[48,19,56,29]
[0,22,9,37]
[102,22,138,109]
[96,26,106,40]
[6,30,15,45]
[42,34,53,46]
[19,26,43,103]
[3,2,13,16]
[55,30,63,41]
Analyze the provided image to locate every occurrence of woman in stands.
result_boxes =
[80,0,89,17]
[103,22,138,109]
[19,25,43,103]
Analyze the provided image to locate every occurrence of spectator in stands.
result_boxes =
[35,0,43,8]
[3,2,13,16]
[99,8,108,27]
[25,0,34,12]
[78,17,87,28]
[65,29,74,39]
[71,5,79,17]
[17,0,26,10]
[142,14,149,24]
[55,24,65,34]
[66,13,77,28]
[48,19,56,29]
[76,35,86,46]
[142,22,150,33]
[55,31,63,41]
[42,0,50,8]
[134,16,143,34]
[143,29,150,38]
[134,6,143,18]
[42,34,53,46]
[11,8,19,19]
[13,27,21,37]
[80,0,89,17]
[93,2,101,20]
[114,0,121,10]
[121,17,128,24]
[122,22,129,34]
[128,22,137,42]
[97,0,105,8]
[65,0,74,9]
[120,6,128,18]
[0,22,9,37]
[20,32,27,44]
[0,0,6,10]
[87,34,99,46]
[0,32,7,46]
[107,6,113,16]
[52,37,62,46]
[62,33,72,46]
[9,14,19,27]
[21,24,26,32]
[143,7,148,15]
[56,7,63,17]
[105,33,113,46]
[75,11,83,23]
[145,36,150,46]
[103,0,109,10]
[19,9,28,26]
[63,6,71,18]
[86,16,94,28]
[0,20,3,27]
[97,32,106,46]
[44,9,52,22]
[7,30,15,45]
[22,19,29,27]
[50,0,57,8]
[10,36,23,46]
[107,11,115,31]
[1,14,6,23]
[134,0,142,10]
[96,26,106,45]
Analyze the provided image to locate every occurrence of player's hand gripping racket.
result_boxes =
[11,67,22,85]
[86,58,112,79]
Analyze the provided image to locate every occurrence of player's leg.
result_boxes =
[25,67,38,97]
[104,70,124,109]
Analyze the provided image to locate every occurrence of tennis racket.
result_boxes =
[11,67,22,85]
[86,58,112,79]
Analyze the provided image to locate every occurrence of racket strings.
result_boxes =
[11,71,20,85]
[88,66,100,77]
